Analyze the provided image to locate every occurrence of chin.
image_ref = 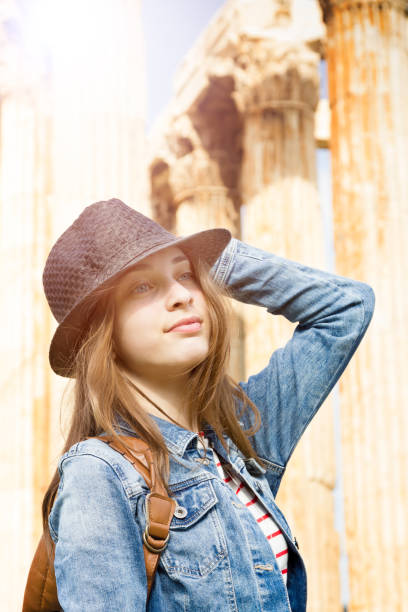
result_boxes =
[179,348,209,370]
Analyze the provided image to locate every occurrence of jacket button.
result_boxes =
[174,506,188,519]
[194,456,210,465]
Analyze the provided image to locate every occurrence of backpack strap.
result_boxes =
[22,435,175,611]
[97,435,176,597]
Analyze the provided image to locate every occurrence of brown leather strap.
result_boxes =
[22,435,175,610]
[99,436,176,597]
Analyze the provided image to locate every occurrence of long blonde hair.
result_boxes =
[42,251,262,553]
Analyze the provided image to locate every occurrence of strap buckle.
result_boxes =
[143,526,170,553]
[143,492,173,553]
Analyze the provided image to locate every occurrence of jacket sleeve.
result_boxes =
[48,453,147,612]
[210,237,375,476]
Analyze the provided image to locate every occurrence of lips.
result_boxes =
[166,316,202,332]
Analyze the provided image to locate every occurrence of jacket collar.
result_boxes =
[114,413,220,457]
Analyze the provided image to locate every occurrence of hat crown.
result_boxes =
[43,198,174,323]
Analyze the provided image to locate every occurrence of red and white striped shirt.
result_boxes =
[197,432,289,585]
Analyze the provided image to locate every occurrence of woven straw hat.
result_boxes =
[43,198,231,377]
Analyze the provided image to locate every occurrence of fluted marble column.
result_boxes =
[49,0,148,236]
[320,1,408,610]
[0,83,54,612]
[235,36,341,610]
[0,8,53,608]
[0,1,148,609]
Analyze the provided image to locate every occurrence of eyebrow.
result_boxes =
[128,254,189,272]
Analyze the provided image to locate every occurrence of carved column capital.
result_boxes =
[151,115,229,203]
[319,0,408,23]
[230,34,320,116]
[149,113,241,231]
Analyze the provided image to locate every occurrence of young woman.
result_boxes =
[41,197,374,611]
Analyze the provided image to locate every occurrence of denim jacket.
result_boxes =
[49,238,375,612]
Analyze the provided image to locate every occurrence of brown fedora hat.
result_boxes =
[43,198,231,377]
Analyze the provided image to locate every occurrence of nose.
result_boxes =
[165,279,194,309]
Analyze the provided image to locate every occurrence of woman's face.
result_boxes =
[112,245,210,381]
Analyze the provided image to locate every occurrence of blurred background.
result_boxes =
[1,0,407,610]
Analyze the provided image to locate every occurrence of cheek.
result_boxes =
[196,293,211,337]
[194,287,208,311]
[113,307,148,352]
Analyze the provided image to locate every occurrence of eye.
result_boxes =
[130,281,151,294]
[179,271,195,281]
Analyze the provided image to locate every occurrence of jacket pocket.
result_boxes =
[159,478,227,579]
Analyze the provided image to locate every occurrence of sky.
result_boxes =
[141,0,224,131]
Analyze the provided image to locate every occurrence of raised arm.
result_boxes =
[49,452,147,612]
[211,238,375,491]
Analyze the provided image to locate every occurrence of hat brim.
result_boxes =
[49,227,232,377]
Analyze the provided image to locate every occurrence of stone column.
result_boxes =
[0,92,53,610]
[0,25,53,612]
[49,0,148,237]
[0,1,148,608]
[235,36,341,610]
[320,1,408,610]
